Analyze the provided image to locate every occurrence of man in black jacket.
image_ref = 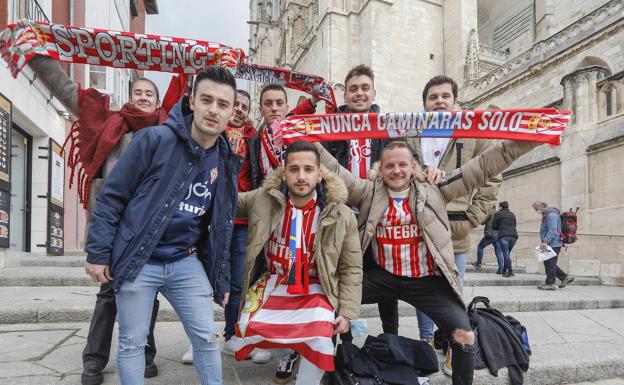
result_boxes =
[321,64,386,180]
[492,201,519,277]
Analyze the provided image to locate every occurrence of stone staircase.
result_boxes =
[0,254,623,384]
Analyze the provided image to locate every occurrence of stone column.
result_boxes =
[560,65,610,129]
[557,65,610,275]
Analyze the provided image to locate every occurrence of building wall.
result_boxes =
[249,0,624,284]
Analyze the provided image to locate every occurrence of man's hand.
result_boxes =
[16,19,28,28]
[85,262,112,283]
[215,292,230,307]
[310,96,321,107]
[332,316,351,335]
[423,166,446,184]
[540,241,548,250]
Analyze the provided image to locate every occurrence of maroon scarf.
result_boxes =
[64,87,167,208]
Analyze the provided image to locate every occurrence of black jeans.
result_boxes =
[363,265,475,385]
[543,247,568,285]
[82,282,159,371]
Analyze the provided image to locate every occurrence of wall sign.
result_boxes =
[0,94,11,248]
[47,139,64,255]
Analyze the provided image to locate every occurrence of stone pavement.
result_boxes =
[1,309,624,385]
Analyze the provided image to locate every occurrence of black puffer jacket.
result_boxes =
[492,208,518,238]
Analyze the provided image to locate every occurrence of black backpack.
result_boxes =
[468,296,531,355]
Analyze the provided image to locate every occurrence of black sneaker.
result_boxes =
[274,351,299,384]
[471,262,481,270]
[144,361,158,378]
[81,367,104,385]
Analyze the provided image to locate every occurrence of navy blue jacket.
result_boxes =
[85,97,241,301]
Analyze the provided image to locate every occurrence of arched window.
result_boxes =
[606,86,616,117]
[290,17,305,52]
[266,1,273,22]
[260,38,272,66]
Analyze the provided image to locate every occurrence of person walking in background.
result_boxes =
[472,206,503,273]
[532,201,575,290]
[492,201,518,277]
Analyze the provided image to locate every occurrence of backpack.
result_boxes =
[559,207,579,244]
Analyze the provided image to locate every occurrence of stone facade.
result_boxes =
[249,0,624,285]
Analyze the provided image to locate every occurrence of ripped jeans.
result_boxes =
[116,255,221,385]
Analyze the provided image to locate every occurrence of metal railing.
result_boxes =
[25,0,50,23]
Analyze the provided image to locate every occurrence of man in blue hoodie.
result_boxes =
[84,66,240,385]
[532,200,575,290]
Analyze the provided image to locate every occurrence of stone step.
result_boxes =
[1,309,622,384]
[0,266,601,287]
[16,255,525,272]
[1,284,622,324]
[466,262,526,273]
[18,255,85,267]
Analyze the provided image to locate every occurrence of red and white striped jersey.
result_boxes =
[348,138,372,179]
[372,194,438,278]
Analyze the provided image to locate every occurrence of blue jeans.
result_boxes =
[498,236,517,272]
[224,224,248,340]
[116,255,221,385]
[476,235,503,270]
[416,252,467,340]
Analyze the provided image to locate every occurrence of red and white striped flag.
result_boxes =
[235,274,336,371]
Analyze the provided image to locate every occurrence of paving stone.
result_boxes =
[0,329,76,362]
[1,309,624,385]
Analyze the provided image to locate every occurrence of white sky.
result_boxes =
[144,1,250,96]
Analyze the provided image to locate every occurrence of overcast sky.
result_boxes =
[144,1,250,95]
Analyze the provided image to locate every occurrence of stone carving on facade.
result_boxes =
[290,15,306,53]
[465,29,510,85]
[465,0,624,106]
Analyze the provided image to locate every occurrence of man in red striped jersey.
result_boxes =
[316,137,541,385]
[235,141,362,385]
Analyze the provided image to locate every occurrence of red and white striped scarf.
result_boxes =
[259,126,281,175]
[347,138,372,179]
[0,21,243,77]
[373,195,438,278]
[265,194,319,293]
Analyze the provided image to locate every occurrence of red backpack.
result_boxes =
[559,208,579,244]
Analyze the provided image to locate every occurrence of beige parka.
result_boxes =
[318,140,539,304]
[237,166,363,320]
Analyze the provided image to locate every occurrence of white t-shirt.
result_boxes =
[419,137,450,167]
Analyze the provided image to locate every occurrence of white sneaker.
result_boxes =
[181,344,193,364]
[222,337,245,357]
[251,348,273,364]
[418,377,430,385]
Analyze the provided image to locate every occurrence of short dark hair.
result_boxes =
[130,77,159,100]
[259,84,287,105]
[236,89,251,101]
[422,75,458,105]
[499,201,509,209]
[344,64,374,86]
[192,66,237,97]
[283,140,320,166]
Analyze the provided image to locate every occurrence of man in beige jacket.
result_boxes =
[235,141,362,385]
[379,75,502,377]
[317,137,539,385]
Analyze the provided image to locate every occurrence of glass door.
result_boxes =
[9,125,31,251]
